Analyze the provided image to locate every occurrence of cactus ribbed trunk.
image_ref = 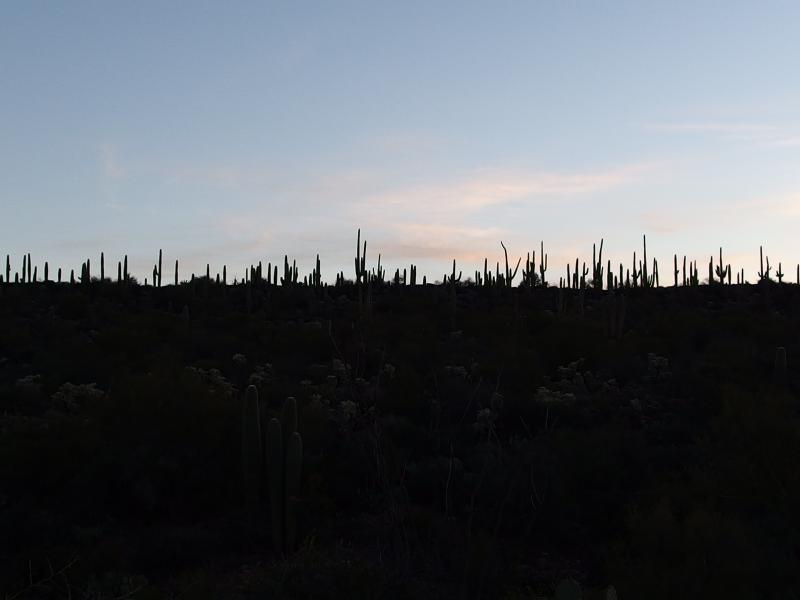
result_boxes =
[284,432,303,553]
[242,385,262,516]
[267,417,284,555]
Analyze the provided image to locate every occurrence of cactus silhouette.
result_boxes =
[241,389,303,556]
[242,385,262,516]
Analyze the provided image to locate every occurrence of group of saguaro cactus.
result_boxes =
[242,386,303,556]
[759,245,773,282]
[6,231,800,291]
[280,255,299,287]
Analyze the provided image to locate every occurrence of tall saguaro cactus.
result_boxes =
[354,229,367,285]
[270,396,303,556]
[641,235,649,289]
[241,390,303,556]
[500,241,521,287]
[592,239,604,290]
[242,385,262,515]
[158,249,163,287]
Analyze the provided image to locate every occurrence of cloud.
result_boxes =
[376,223,508,263]
[644,121,800,148]
[334,163,661,268]
[734,190,800,218]
[352,162,656,224]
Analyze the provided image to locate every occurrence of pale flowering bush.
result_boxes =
[51,382,104,413]
[473,407,497,436]
[534,386,576,404]
[15,374,43,397]
[248,363,274,388]
[443,365,468,378]
[339,400,358,422]
[184,366,236,397]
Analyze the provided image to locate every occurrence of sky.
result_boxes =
[3,1,800,284]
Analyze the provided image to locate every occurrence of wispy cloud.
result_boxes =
[645,121,800,148]
[377,223,508,263]
[352,162,658,224]
[732,190,800,218]
[337,162,662,267]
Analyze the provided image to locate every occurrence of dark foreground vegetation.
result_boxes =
[2,236,800,599]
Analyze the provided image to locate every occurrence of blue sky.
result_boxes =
[3,1,800,283]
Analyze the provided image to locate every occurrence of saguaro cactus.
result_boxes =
[674,254,679,287]
[592,239,604,290]
[641,235,649,289]
[269,397,303,556]
[500,241,521,287]
[242,385,263,514]
[759,246,772,282]
[714,247,726,284]
[354,229,367,285]
[241,391,304,556]
[266,417,284,552]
